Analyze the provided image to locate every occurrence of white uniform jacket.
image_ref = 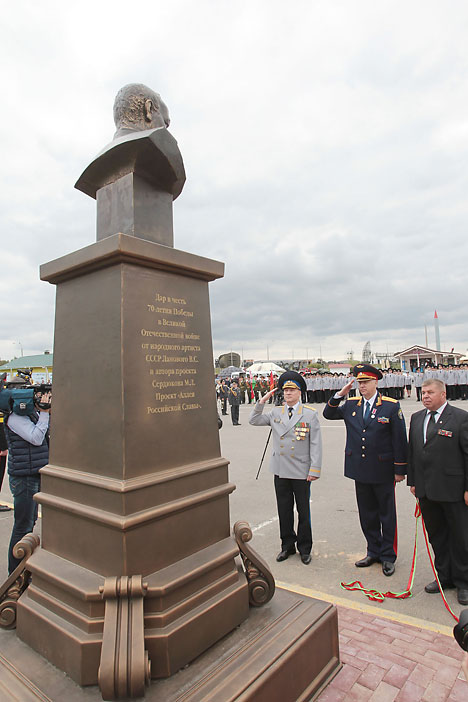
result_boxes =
[249,402,322,480]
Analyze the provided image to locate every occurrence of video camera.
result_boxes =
[0,369,52,416]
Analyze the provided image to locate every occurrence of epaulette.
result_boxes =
[381,396,398,403]
[303,405,317,411]
[348,397,360,401]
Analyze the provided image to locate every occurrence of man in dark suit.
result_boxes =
[407,378,468,605]
[323,364,408,576]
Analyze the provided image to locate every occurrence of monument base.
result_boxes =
[0,588,340,701]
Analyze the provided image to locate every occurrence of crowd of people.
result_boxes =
[216,365,468,411]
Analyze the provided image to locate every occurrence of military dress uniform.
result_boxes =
[228,384,241,425]
[250,372,322,561]
[238,379,246,404]
[323,365,408,568]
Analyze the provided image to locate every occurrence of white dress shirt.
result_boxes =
[423,402,447,442]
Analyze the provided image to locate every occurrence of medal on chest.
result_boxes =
[295,422,309,440]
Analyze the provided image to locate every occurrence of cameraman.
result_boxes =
[4,389,51,574]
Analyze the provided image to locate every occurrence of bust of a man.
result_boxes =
[75,82,185,246]
[113,83,171,139]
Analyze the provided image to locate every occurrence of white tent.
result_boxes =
[246,362,286,375]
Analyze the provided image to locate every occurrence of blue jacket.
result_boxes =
[5,413,49,477]
[323,393,408,484]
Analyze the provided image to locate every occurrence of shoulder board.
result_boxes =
[303,405,317,411]
[381,396,398,403]
[348,397,360,401]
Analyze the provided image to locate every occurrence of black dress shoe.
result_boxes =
[424,580,455,594]
[382,561,395,577]
[276,548,296,562]
[355,556,379,568]
[300,554,311,565]
[0,504,12,512]
[458,588,468,605]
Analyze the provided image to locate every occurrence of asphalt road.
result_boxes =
[0,395,465,630]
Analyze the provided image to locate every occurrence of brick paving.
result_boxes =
[317,605,468,701]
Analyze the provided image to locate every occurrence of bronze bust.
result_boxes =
[75,83,185,246]
[113,83,170,139]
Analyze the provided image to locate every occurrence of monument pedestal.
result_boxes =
[16,233,250,685]
[3,588,340,701]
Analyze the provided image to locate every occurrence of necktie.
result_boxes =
[288,407,293,420]
[426,411,438,442]
[363,401,371,423]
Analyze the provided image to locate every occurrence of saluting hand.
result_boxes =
[338,379,355,397]
[260,389,276,404]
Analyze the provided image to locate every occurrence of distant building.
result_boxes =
[0,353,53,382]
[329,363,351,374]
[393,345,463,371]
[362,341,372,363]
[217,352,241,369]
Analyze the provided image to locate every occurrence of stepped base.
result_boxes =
[0,588,340,701]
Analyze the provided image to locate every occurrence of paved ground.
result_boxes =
[0,394,467,699]
[319,603,468,701]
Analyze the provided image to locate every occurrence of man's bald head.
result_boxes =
[113,83,170,138]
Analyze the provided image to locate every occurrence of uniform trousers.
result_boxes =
[419,496,468,588]
[355,481,397,563]
[274,475,312,555]
[230,405,239,425]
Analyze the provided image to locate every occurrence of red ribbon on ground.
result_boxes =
[341,502,459,622]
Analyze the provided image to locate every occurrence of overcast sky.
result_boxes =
[1,0,468,364]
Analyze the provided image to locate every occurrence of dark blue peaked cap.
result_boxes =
[277,370,306,394]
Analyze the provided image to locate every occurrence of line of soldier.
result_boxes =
[421,366,468,401]
[217,365,468,410]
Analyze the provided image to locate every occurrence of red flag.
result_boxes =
[269,371,274,390]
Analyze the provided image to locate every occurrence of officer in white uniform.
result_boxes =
[249,370,322,564]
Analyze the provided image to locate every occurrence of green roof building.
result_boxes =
[0,353,53,382]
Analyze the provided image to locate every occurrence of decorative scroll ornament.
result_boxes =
[0,533,40,629]
[98,575,151,700]
[233,521,275,607]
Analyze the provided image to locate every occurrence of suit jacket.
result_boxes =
[249,402,322,480]
[323,393,407,484]
[407,403,468,501]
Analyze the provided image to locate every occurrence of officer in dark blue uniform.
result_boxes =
[323,364,408,576]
